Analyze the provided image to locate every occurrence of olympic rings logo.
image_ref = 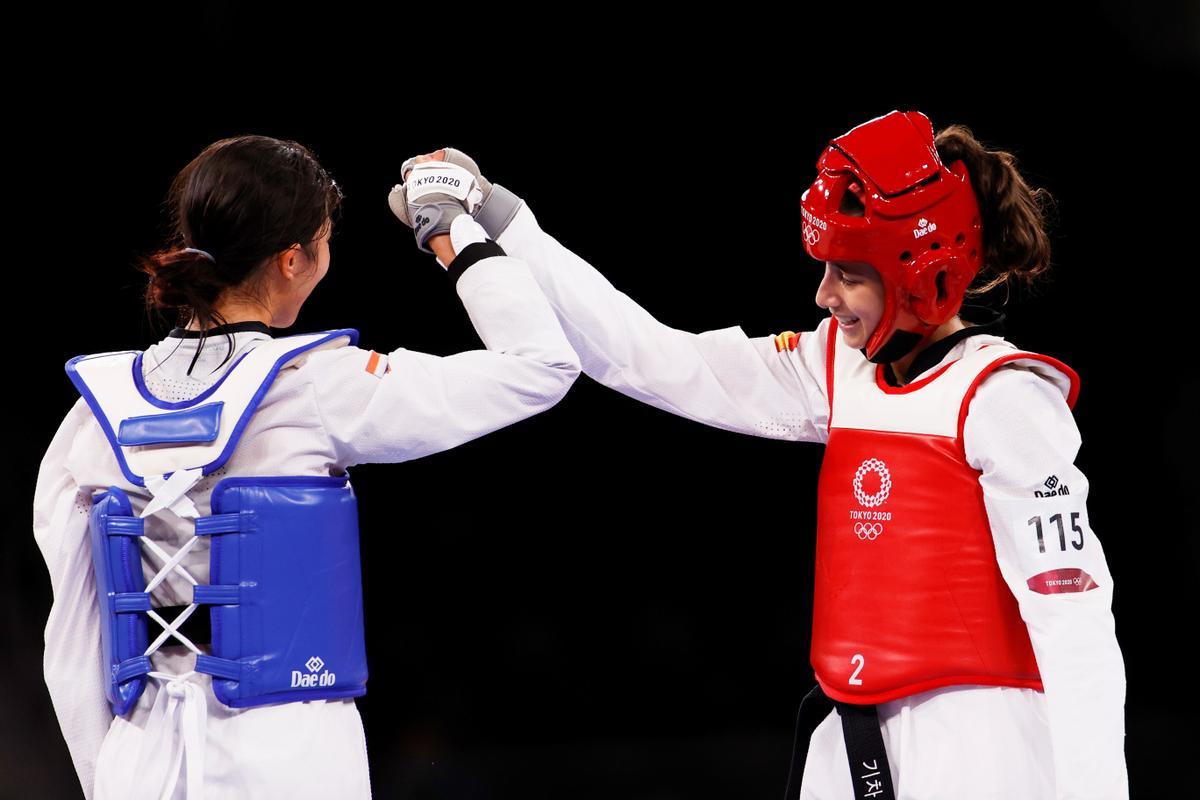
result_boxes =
[852,458,891,508]
[854,522,883,541]
[803,223,821,246]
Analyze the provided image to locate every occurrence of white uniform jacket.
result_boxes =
[34,251,580,799]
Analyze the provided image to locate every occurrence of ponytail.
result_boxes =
[935,125,1057,300]
[138,246,241,333]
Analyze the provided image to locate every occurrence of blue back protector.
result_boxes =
[66,329,370,712]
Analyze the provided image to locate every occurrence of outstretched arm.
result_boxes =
[494,200,830,443]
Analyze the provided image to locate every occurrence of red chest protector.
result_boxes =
[812,318,1080,704]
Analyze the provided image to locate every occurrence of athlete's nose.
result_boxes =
[815,266,840,311]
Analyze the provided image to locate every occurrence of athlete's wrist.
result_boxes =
[428,233,455,270]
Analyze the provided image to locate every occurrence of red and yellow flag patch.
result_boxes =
[773,331,800,352]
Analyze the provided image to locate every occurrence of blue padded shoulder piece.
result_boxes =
[117,401,224,446]
[89,486,151,715]
[63,328,359,487]
[193,475,368,708]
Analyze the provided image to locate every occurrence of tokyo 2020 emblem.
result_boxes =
[853,458,891,507]
[851,458,891,541]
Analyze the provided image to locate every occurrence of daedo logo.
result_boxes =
[292,655,337,688]
[1034,474,1070,498]
[913,217,937,239]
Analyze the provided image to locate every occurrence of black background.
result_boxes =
[5,4,1197,798]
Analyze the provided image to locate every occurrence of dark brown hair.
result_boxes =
[136,135,343,345]
[934,124,1057,300]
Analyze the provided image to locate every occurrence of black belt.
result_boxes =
[153,604,212,646]
[783,683,897,800]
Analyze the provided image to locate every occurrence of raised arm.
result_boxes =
[493,199,830,443]
[300,231,581,469]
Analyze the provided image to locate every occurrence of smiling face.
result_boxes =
[814,260,886,350]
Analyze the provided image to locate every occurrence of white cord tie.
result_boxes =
[128,469,209,798]
[131,671,207,800]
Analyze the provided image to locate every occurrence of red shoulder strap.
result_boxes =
[825,318,839,431]
[956,351,1081,448]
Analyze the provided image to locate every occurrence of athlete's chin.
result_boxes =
[841,321,875,350]
[843,330,865,348]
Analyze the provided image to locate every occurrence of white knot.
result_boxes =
[141,671,208,799]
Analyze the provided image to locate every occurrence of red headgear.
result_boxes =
[801,110,984,362]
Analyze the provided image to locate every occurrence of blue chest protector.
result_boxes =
[66,329,369,712]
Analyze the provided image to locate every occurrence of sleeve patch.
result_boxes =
[364,350,389,378]
[773,331,801,352]
[1027,568,1099,594]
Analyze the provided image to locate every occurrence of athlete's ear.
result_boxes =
[275,243,310,281]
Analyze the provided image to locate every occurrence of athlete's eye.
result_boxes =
[840,276,858,287]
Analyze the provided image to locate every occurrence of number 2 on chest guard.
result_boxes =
[849,653,865,685]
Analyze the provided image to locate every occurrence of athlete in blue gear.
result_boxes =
[34,135,580,799]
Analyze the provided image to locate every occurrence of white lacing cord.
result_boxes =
[133,468,208,799]
[141,536,203,656]
[132,669,207,800]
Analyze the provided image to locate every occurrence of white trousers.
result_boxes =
[92,649,372,800]
[798,684,1055,800]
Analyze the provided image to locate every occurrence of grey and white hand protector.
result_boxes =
[388,160,485,255]
[400,147,526,245]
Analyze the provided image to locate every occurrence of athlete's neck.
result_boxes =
[889,316,967,385]
[184,302,274,332]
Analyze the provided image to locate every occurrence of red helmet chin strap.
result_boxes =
[863,304,940,363]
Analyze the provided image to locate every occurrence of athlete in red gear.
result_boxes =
[406,112,1128,799]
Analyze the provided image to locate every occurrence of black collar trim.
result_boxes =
[885,304,1007,387]
[167,320,274,339]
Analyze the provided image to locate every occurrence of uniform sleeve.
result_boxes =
[493,201,830,443]
[964,367,1129,800]
[33,396,112,800]
[303,253,581,468]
